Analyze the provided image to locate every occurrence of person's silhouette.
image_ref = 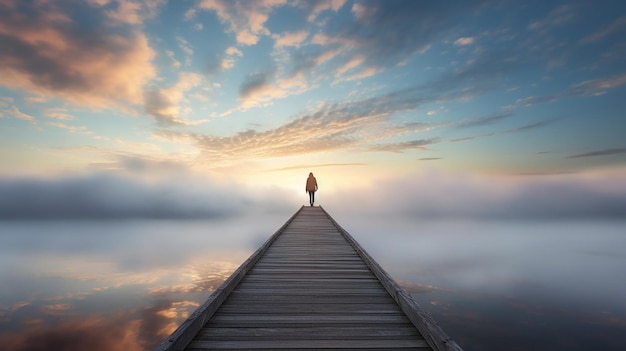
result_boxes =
[305,172,318,206]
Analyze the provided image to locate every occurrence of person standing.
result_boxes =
[305,172,318,206]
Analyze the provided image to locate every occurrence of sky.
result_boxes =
[1,0,625,220]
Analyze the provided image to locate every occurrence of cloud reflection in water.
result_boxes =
[0,216,283,351]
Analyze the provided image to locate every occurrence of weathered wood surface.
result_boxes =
[157,206,462,351]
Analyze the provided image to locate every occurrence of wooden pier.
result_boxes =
[156,206,462,350]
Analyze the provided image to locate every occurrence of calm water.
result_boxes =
[1,210,625,351]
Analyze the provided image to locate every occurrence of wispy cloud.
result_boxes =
[158,81,461,162]
[419,157,441,161]
[237,67,309,109]
[302,0,346,22]
[270,0,489,91]
[45,109,75,121]
[10,106,35,121]
[454,37,475,46]
[367,139,439,153]
[196,0,289,46]
[45,121,91,135]
[272,30,309,48]
[503,119,556,134]
[580,16,626,44]
[506,73,626,109]
[528,4,578,30]
[568,148,626,159]
[456,113,513,129]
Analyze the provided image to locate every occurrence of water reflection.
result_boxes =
[339,217,626,351]
[0,216,283,350]
[1,214,625,350]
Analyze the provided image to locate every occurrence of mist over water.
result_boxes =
[335,216,626,350]
[1,211,625,351]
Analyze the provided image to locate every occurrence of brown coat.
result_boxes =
[306,174,318,192]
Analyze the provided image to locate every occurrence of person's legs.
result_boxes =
[309,191,315,206]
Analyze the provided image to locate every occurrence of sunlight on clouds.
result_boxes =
[351,2,374,22]
[454,37,475,46]
[273,30,309,48]
[45,122,91,135]
[0,314,147,351]
[306,0,346,22]
[198,0,288,46]
[220,46,244,70]
[166,50,182,69]
[44,109,75,121]
[341,65,381,82]
[144,72,206,125]
[237,71,309,109]
[10,106,35,121]
[337,55,365,75]
[0,0,157,109]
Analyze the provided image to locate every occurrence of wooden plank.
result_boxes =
[196,326,420,339]
[217,303,405,314]
[186,339,432,349]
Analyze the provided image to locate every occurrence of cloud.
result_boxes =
[101,0,166,25]
[239,70,276,101]
[0,295,192,351]
[506,73,626,109]
[45,108,76,121]
[197,0,288,45]
[528,4,578,30]
[138,300,184,348]
[0,0,157,109]
[237,68,309,109]
[581,16,626,44]
[10,106,35,121]
[45,121,91,134]
[3,166,626,222]
[456,113,512,129]
[367,139,439,153]
[310,1,491,77]
[454,37,475,46]
[208,46,244,73]
[450,136,475,142]
[273,30,309,48]
[302,0,346,22]
[503,120,556,134]
[325,168,626,220]
[158,68,506,164]
[0,172,251,220]
[0,313,146,351]
[144,72,205,125]
[158,83,452,162]
[568,148,626,159]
